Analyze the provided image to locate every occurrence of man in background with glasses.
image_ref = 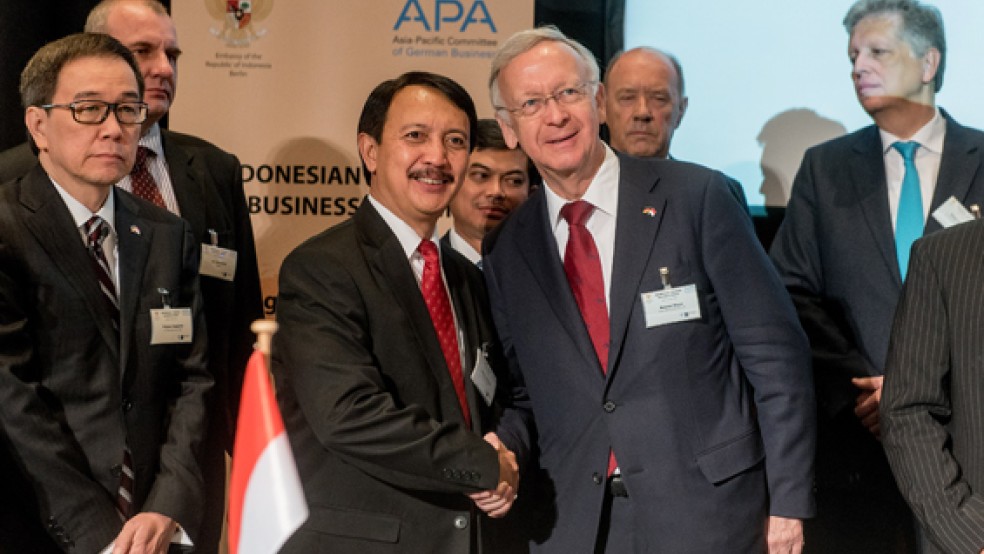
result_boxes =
[483,26,815,553]
[0,32,211,553]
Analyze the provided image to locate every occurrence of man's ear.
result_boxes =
[675,96,689,129]
[922,47,941,86]
[495,114,520,150]
[357,132,379,174]
[595,81,607,125]
[25,107,49,152]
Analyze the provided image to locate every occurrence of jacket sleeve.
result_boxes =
[272,243,501,494]
[769,150,877,419]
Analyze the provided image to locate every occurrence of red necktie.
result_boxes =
[130,146,166,208]
[418,240,471,428]
[561,200,617,475]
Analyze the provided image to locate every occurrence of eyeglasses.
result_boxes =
[40,100,149,125]
[496,81,598,118]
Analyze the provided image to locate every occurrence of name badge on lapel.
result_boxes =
[470,344,497,407]
[641,267,701,328]
[931,196,975,229]
[200,229,238,281]
[150,288,193,345]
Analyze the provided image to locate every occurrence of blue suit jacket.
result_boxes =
[770,111,984,417]
[486,153,815,552]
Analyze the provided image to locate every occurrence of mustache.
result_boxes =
[408,167,455,182]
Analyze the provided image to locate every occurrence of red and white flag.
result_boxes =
[228,350,308,554]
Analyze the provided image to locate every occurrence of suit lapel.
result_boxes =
[514,191,604,377]
[161,131,208,236]
[115,190,154,379]
[442,247,484,430]
[927,112,982,234]
[850,127,902,287]
[608,157,665,378]
[356,203,471,424]
[20,168,120,359]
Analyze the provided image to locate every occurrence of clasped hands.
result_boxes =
[467,432,519,518]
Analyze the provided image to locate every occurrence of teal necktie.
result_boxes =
[892,141,923,281]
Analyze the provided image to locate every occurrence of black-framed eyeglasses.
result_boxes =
[495,81,598,118]
[40,100,148,125]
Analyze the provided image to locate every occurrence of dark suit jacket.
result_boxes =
[882,219,984,554]
[272,200,518,553]
[485,153,815,552]
[0,133,260,553]
[0,166,212,553]
[0,133,263,448]
[769,111,984,492]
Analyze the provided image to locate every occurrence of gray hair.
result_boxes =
[85,0,169,32]
[843,0,945,92]
[604,47,686,98]
[489,26,600,114]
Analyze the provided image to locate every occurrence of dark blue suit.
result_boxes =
[486,153,815,552]
[770,110,984,552]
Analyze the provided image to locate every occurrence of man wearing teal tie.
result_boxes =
[770,0,984,552]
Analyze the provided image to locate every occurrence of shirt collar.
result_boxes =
[366,194,440,260]
[448,227,481,265]
[544,143,620,231]
[49,176,116,232]
[880,107,945,155]
[139,123,165,159]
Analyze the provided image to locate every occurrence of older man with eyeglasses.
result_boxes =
[483,26,816,553]
[0,32,212,554]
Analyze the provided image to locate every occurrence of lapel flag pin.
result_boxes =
[642,206,657,217]
[130,225,141,235]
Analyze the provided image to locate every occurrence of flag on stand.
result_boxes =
[228,350,308,554]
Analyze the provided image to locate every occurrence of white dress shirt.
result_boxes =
[879,108,946,228]
[542,144,620,310]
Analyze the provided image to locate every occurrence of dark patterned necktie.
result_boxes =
[130,146,166,208]
[418,239,471,428]
[83,216,118,332]
[82,216,134,517]
[561,200,617,475]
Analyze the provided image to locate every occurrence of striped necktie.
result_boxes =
[83,216,118,331]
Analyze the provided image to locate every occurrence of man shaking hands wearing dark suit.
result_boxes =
[484,26,814,553]
[272,71,520,554]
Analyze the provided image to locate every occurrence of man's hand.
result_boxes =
[467,432,518,518]
[852,375,884,438]
[766,516,804,554]
[112,512,177,554]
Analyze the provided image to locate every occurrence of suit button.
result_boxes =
[122,398,133,412]
[442,468,453,479]
[110,464,123,477]
[603,400,616,413]
[453,515,468,529]
[592,472,603,485]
